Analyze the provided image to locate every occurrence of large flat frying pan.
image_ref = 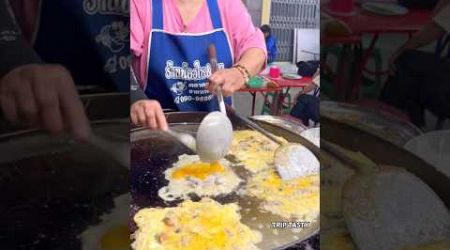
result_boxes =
[321,101,422,146]
[0,93,129,249]
[130,112,320,250]
[321,116,450,208]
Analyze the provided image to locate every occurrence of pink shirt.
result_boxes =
[131,0,267,85]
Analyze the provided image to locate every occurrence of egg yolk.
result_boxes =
[172,161,225,180]
[157,204,240,249]
[100,225,130,250]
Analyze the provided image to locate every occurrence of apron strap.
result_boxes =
[152,0,164,30]
[206,0,223,29]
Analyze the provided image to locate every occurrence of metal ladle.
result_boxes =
[165,112,233,163]
[196,111,233,162]
[164,43,234,162]
[193,44,233,163]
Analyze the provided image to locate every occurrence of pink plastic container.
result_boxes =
[269,66,281,78]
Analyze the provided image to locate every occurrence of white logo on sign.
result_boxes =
[170,81,187,95]
[96,21,129,53]
[165,60,224,81]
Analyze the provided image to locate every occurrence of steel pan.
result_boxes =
[320,116,450,250]
[321,101,422,146]
[321,116,450,208]
[0,93,129,249]
[130,112,320,250]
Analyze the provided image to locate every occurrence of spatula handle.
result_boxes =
[225,105,284,145]
[208,44,227,114]
[321,140,377,172]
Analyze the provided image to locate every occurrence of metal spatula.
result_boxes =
[227,106,319,180]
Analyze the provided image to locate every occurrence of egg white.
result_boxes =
[79,194,130,250]
[158,154,241,201]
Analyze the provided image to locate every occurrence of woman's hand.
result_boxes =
[207,48,266,96]
[0,64,90,140]
[130,100,168,130]
[207,67,246,97]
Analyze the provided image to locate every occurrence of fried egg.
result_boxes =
[158,154,242,201]
[229,130,287,173]
[131,198,262,250]
[79,194,130,250]
[245,169,319,221]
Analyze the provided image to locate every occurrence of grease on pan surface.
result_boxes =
[401,239,450,250]
[229,130,287,173]
[158,154,242,201]
[132,198,262,250]
[79,194,130,250]
[135,129,320,249]
[245,168,319,221]
[321,229,355,250]
[321,144,450,250]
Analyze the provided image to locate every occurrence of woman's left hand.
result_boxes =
[207,68,246,97]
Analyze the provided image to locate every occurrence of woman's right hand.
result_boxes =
[130,100,168,130]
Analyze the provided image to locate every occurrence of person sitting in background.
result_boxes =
[261,24,277,64]
[380,0,450,129]
[290,70,320,127]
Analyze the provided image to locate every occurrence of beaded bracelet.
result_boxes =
[233,64,251,84]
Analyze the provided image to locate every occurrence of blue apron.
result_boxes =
[146,0,233,111]
[33,0,130,92]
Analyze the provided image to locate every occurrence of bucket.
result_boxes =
[269,66,281,78]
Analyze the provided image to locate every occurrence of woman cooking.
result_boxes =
[130,0,267,130]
